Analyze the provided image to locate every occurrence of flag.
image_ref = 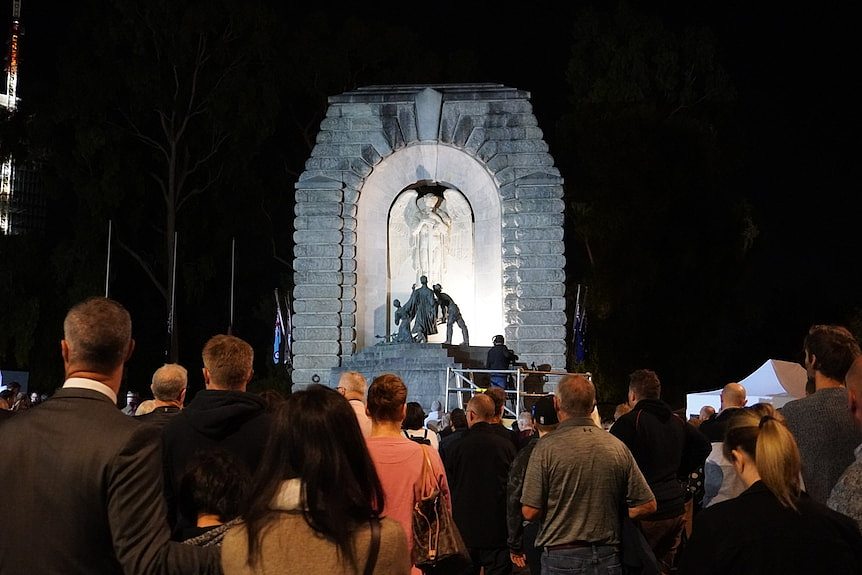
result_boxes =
[575,307,588,363]
[283,292,293,367]
[273,289,285,365]
[574,285,588,364]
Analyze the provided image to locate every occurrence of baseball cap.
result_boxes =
[531,395,559,426]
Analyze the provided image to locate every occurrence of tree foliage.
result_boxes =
[559,2,756,405]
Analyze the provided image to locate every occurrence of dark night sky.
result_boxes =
[3,1,859,398]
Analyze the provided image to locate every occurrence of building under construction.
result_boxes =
[1,0,43,236]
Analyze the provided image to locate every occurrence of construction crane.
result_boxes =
[0,0,21,234]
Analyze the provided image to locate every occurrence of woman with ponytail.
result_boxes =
[678,407,862,574]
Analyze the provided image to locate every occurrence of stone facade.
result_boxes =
[292,84,566,388]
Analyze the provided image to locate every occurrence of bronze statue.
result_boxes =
[404,275,438,342]
[432,283,469,345]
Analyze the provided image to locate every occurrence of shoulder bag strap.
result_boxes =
[363,517,381,575]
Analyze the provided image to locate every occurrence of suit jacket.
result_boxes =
[0,386,219,575]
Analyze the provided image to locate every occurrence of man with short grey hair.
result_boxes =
[446,393,517,575]
[136,363,187,428]
[336,370,371,437]
[0,297,219,574]
[522,375,656,573]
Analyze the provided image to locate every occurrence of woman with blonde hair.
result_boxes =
[679,408,862,574]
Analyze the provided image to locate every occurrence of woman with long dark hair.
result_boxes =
[221,384,410,574]
[679,408,862,574]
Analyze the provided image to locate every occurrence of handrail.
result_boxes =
[444,367,592,419]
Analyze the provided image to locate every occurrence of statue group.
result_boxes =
[393,275,469,345]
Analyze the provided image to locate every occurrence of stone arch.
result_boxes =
[356,143,503,350]
[291,84,567,388]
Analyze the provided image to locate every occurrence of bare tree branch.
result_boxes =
[116,235,167,301]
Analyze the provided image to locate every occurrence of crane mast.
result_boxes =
[0,0,21,234]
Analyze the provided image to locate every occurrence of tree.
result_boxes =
[50,0,282,364]
[558,2,755,405]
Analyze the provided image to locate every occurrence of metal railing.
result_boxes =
[444,367,592,419]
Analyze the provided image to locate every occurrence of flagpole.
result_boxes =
[104,220,112,297]
[228,238,235,335]
[166,231,177,362]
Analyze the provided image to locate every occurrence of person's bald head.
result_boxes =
[151,363,188,403]
[466,394,496,427]
[556,374,596,418]
[720,382,747,410]
[846,356,862,426]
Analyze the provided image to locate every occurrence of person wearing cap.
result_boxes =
[487,335,518,390]
[506,395,560,574]
[522,374,657,574]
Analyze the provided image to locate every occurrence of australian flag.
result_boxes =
[574,307,588,363]
[573,284,588,364]
[273,290,285,365]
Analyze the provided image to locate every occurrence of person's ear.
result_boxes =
[125,339,135,361]
[202,367,211,388]
[730,448,745,473]
[849,388,861,425]
[61,340,70,364]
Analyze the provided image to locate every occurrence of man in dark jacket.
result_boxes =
[162,334,270,537]
[610,368,711,575]
[446,393,517,575]
[487,334,518,390]
[698,382,747,442]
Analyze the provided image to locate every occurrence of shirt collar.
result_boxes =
[558,416,599,429]
[63,377,118,404]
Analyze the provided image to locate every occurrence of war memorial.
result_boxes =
[291,84,567,407]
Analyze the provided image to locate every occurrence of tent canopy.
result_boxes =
[686,359,807,418]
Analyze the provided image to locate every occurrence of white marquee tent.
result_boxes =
[686,359,808,417]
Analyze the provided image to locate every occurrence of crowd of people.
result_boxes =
[2,298,862,575]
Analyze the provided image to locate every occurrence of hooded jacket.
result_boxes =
[610,398,711,519]
[162,390,270,534]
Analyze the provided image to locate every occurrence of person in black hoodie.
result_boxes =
[610,369,711,575]
[162,334,270,538]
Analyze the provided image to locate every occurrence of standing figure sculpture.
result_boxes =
[404,276,438,342]
[409,194,450,283]
[432,284,469,346]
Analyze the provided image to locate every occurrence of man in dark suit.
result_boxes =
[0,297,219,575]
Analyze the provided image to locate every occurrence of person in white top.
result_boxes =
[337,371,372,438]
